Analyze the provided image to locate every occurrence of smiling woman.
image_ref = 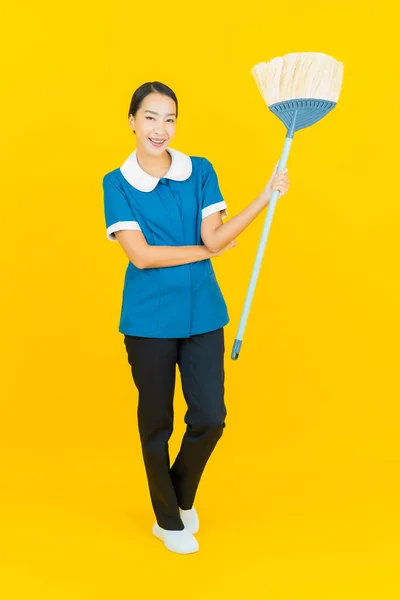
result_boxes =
[102,79,290,556]
[128,83,178,174]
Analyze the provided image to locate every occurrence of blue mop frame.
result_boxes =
[231,98,337,360]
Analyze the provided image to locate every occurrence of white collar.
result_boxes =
[119,147,193,192]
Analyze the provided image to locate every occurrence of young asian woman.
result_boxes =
[102,81,290,554]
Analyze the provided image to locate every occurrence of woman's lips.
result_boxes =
[149,138,166,147]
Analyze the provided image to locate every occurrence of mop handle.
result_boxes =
[231,134,294,360]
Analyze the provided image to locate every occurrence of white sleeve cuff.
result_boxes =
[106,221,142,241]
[202,201,228,220]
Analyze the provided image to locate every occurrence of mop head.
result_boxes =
[251,52,344,132]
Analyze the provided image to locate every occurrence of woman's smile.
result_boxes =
[148,137,167,147]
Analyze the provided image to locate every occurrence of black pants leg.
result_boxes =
[123,334,183,530]
[123,327,227,531]
[170,327,226,510]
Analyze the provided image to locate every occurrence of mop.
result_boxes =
[231,52,344,360]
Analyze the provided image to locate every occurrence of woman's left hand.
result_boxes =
[262,161,290,204]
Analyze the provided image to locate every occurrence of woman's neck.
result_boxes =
[136,148,172,178]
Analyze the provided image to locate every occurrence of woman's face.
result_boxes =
[129,92,177,154]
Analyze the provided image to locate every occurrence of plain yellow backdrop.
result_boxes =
[1,0,399,598]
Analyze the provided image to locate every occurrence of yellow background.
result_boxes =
[1,0,399,597]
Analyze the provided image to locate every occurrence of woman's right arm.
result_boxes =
[114,230,236,269]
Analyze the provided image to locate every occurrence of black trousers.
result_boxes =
[123,327,227,530]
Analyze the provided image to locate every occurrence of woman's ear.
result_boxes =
[128,116,136,134]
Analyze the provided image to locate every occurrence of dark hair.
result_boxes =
[128,81,178,119]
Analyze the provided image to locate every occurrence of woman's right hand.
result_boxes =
[210,239,237,257]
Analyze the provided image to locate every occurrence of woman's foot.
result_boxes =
[179,506,199,534]
[152,522,199,554]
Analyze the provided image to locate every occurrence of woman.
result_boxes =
[102,81,289,555]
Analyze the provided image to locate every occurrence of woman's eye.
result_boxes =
[146,116,175,123]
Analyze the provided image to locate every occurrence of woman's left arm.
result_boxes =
[201,167,290,254]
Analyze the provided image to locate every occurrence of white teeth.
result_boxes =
[150,138,165,143]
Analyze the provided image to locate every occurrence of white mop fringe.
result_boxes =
[251,51,344,106]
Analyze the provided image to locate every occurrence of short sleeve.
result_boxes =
[103,174,142,242]
[201,158,228,220]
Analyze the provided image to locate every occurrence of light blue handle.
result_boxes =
[231,134,294,360]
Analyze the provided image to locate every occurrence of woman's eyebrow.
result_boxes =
[144,110,176,116]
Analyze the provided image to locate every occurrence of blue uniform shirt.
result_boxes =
[103,147,230,338]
